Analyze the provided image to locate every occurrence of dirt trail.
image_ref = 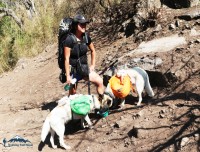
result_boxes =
[0,6,200,152]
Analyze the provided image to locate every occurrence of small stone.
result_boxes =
[159,113,165,118]
[194,39,200,43]
[154,24,162,32]
[138,110,144,117]
[114,120,126,128]
[110,123,115,127]
[194,134,199,141]
[169,24,176,30]
[180,137,189,148]
[159,109,166,118]
[101,124,107,128]
[175,20,180,27]
[198,50,200,55]
[120,116,124,120]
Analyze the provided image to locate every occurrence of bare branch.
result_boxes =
[22,0,36,15]
[0,7,23,28]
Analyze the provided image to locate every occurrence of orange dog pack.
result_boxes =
[109,75,132,98]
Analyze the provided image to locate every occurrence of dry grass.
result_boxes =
[0,0,75,73]
[0,0,137,73]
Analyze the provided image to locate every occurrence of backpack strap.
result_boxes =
[83,32,89,44]
[68,33,77,45]
[68,32,89,45]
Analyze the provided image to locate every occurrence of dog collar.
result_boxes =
[104,92,114,99]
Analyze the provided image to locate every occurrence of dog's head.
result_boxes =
[91,94,113,110]
[100,94,113,109]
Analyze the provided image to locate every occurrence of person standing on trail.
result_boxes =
[63,14,104,99]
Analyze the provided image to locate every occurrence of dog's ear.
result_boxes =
[101,94,107,104]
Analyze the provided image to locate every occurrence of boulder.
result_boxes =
[178,10,200,21]
[163,0,199,8]
[147,0,162,9]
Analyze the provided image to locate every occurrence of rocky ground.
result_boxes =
[0,5,199,152]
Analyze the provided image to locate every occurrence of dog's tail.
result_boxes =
[145,75,154,97]
[41,116,50,142]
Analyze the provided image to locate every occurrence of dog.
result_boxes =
[40,94,112,150]
[105,66,154,108]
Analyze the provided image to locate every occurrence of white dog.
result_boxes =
[105,66,154,107]
[40,94,112,150]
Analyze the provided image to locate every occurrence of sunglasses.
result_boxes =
[79,23,87,26]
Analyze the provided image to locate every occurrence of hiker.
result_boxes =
[63,14,104,98]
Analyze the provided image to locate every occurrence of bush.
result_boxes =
[0,0,74,73]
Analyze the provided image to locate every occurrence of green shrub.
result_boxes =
[0,0,74,73]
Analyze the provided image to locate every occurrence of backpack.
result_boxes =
[109,75,132,98]
[58,17,74,70]
[58,18,78,83]
[70,95,92,115]
[58,17,89,83]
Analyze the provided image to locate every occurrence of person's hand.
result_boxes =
[90,65,95,72]
[66,75,71,84]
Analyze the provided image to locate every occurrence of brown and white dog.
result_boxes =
[104,66,154,108]
[40,94,112,150]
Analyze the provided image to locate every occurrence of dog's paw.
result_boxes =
[83,124,93,129]
[81,123,87,129]
[89,125,94,129]
[136,103,143,107]
[63,145,71,150]
[52,145,57,149]
[116,106,123,112]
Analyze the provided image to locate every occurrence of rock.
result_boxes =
[137,110,145,117]
[120,116,125,120]
[130,34,187,55]
[157,102,163,106]
[110,123,115,127]
[147,0,161,8]
[170,0,199,9]
[107,56,113,61]
[168,145,174,152]
[191,108,200,117]
[180,137,189,148]
[169,24,176,30]
[169,104,177,110]
[114,120,126,128]
[155,57,163,66]
[101,124,107,128]
[181,57,190,63]
[178,9,200,21]
[154,24,162,32]
[194,134,199,141]
[194,39,200,43]
[130,57,162,70]
[124,138,131,147]
[159,113,165,118]
[190,28,200,36]
[175,20,180,27]
[159,109,166,118]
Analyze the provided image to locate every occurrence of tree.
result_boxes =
[0,0,37,28]
[0,7,23,28]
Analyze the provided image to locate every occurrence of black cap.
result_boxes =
[73,14,90,24]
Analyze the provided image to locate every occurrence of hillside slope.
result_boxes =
[0,6,199,152]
